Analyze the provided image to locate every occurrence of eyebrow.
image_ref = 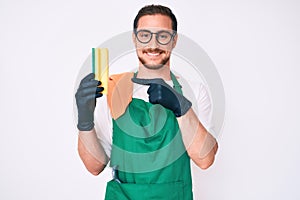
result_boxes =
[135,29,173,33]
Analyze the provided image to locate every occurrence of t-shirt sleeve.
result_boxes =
[94,95,113,158]
[194,83,213,131]
[182,79,213,132]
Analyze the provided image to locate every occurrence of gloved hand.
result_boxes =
[75,73,104,131]
[131,77,192,117]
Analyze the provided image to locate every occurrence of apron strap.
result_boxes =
[170,71,183,95]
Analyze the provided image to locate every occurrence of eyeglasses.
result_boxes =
[135,29,176,45]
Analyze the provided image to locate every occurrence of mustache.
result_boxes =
[142,48,165,53]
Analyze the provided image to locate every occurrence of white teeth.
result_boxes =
[147,52,160,56]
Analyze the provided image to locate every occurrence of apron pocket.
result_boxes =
[104,180,185,200]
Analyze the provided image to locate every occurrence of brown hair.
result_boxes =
[133,5,177,32]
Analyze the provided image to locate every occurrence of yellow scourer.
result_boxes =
[92,48,109,94]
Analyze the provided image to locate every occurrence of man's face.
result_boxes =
[133,14,177,70]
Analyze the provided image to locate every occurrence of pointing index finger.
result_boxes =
[131,77,165,85]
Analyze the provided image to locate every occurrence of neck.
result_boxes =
[136,64,171,81]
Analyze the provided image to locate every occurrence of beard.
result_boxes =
[138,48,170,70]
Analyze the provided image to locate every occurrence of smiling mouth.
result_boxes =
[138,49,170,69]
[146,52,160,56]
[143,49,164,57]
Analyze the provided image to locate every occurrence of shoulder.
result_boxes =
[175,75,210,103]
[107,72,134,119]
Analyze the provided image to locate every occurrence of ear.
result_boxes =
[172,34,178,49]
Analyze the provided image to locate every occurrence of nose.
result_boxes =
[147,34,159,49]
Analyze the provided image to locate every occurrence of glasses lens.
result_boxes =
[157,31,172,44]
[136,30,152,43]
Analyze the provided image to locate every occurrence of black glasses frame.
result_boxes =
[134,29,176,45]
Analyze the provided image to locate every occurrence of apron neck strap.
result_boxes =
[170,71,183,95]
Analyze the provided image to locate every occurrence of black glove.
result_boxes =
[75,73,104,131]
[131,77,192,117]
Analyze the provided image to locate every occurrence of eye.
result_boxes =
[159,34,169,39]
[138,31,151,38]
[158,31,171,39]
[140,33,150,38]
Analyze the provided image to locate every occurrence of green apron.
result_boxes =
[104,72,193,200]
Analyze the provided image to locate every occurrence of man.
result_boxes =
[75,4,218,200]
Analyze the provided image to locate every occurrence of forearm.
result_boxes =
[78,128,109,175]
[177,108,218,169]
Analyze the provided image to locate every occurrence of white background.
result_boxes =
[1,0,300,199]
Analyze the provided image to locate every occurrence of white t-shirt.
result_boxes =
[94,75,213,158]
